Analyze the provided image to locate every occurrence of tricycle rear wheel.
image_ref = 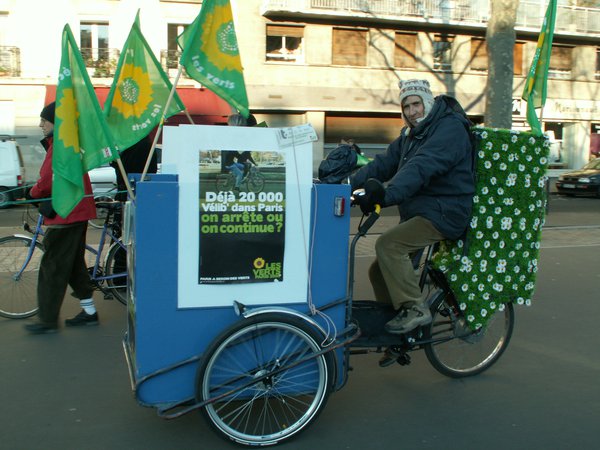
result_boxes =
[196,313,331,446]
[424,293,514,378]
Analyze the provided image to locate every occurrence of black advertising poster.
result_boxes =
[198,150,286,284]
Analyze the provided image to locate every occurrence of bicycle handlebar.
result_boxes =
[357,204,381,236]
[95,201,123,212]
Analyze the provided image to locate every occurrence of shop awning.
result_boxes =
[44,85,230,125]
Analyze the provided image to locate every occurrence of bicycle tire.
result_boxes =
[424,293,514,378]
[247,171,266,194]
[104,241,127,305]
[197,313,332,446]
[216,173,234,192]
[0,236,42,318]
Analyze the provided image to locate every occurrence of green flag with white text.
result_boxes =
[104,11,185,150]
[178,0,249,117]
[53,25,118,218]
[521,0,557,135]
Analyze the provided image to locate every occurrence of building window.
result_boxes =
[164,23,187,69]
[470,38,524,75]
[332,28,367,67]
[266,25,304,63]
[470,38,487,71]
[394,32,417,69]
[596,48,600,80]
[80,21,117,77]
[549,45,573,79]
[513,42,524,76]
[80,21,109,63]
[433,34,454,71]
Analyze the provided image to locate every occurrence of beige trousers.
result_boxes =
[368,216,445,310]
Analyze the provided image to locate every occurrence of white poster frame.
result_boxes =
[161,124,314,309]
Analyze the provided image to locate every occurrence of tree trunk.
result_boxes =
[485,0,520,128]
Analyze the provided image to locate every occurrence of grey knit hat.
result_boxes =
[398,79,434,121]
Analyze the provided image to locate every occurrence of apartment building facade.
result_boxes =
[1,0,599,172]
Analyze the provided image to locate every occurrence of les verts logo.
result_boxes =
[253,257,281,280]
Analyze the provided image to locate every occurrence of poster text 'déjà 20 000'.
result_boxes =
[198,149,286,284]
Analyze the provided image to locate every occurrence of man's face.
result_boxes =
[401,95,425,128]
[39,118,54,137]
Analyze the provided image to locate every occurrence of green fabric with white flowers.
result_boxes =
[432,127,550,330]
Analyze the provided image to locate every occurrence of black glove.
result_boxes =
[352,178,386,215]
[353,191,376,215]
[24,187,39,207]
[38,200,57,219]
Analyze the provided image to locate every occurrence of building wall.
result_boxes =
[1,0,599,175]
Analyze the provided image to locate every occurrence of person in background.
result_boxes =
[111,134,157,202]
[24,102,99,334]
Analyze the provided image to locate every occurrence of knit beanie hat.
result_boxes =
[40,102,56,124]
[398,79,435,122]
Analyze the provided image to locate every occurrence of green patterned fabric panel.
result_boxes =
[432,128,550,330]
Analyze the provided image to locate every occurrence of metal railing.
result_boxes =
[0,46,21,77]
[80,48,120,78]
[160,49,181,70]
[159,49,192,78]
[262,0,600,36]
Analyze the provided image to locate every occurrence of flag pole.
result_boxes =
[114,156,135,200]
[184,108,195,124]
[140,64,184,180]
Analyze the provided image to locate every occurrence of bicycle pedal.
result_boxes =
[396,354,411,366]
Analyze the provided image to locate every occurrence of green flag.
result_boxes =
[178,0,249,117]
[53,24,118,218]
[104,11,185,150]
[521,0,557,135]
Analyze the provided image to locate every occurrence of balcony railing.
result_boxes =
[0,46,21,77]
[160,49,181,71]
[81,48,120,78]
[262,0,600,36]
[160,49,192,78]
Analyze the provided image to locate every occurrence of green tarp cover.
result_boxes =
[432,127,550,330]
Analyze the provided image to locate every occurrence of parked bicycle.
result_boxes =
[216,165,266,193]
[0,203,127,319]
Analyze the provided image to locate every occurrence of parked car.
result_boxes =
[555,158,600,198]
[0,135,26,208]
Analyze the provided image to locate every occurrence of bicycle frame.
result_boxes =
[345,210,457,351]
[86,220,126,286]
[22,209,127,289]
[12,214,45,281]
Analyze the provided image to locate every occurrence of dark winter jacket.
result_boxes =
[351,95,475,239]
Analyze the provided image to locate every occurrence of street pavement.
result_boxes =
[1,196,599,450]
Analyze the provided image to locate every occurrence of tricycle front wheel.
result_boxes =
[197,313,331,447]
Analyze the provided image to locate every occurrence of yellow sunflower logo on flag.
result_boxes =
[56,88,81,153]
[201,7,243,72]
[112,63,153,119]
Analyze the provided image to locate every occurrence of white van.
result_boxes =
[0,135,26,208]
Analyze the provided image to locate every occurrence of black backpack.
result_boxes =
[318,144,358,184]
